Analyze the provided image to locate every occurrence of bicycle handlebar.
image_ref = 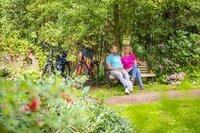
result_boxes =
[40,42,64,52]
[76,42,93,52]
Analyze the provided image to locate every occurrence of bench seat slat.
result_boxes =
[140,68,148,71]
[141,73,156,77]
[138,65,147,68]
[108,75,117,79]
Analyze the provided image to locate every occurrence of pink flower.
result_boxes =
[159,65,164,69]
[177,72,185,81]
[175,81,181,85]
[170,74,177,80]
[170,81,176,85]
[159,43,165,48]
[179,72,185,77]
[20,105,30,112]
[167,60,174,65]
[24,105,30,111]
[177,75,184,81]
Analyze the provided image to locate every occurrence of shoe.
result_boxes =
[129,87,133,92]
[140,85,144,90]
[125,88,130,94]
[128,81,133,92]
[129,86,135,92]
[131,79,136,86]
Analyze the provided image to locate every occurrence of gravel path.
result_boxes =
[105,89,200,105]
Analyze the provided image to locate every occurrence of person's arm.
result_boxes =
[133,54,137,65]
[107,64,117,70]
[134,60,137,65]
[121,52,124,57]
[106,56,113,70]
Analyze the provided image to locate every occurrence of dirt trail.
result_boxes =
[105,89,200,105]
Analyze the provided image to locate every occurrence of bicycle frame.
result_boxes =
[42,50,56,77]
[70,56,99,77]
[41,42,70,78]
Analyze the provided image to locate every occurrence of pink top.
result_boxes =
[121,54,136,69]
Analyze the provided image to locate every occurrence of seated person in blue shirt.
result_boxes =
[106,45,133,94]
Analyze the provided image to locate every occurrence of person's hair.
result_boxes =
[122,45,132,56]
[110,45,118,53]
[111,45,117,49]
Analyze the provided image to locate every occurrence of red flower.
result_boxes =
[29,98,40,112]
[66,97,73,104]
[61,92,68,99]
[61,92,73,104]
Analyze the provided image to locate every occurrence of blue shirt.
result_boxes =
[106,54,123,69]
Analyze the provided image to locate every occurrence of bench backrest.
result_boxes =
[138,62,149,74]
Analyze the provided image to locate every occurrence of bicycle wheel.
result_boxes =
[62,62,71,77]
[70,63,83,77]
[42,63,53,79]
[90,61,99,80]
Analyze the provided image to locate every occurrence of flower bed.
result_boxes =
[0,75,133,132]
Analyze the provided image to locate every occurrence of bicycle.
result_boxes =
[41,42,70,79]
[70,44,99,81]
[41,42,99,85]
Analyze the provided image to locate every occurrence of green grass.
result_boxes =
[111,98,200,133]
[89,79,200,101]
[145,79,200,91]
[89,84,125,102]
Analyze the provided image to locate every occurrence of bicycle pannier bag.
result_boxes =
[81,48,94,59]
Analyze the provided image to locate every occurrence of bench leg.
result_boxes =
[154,77,156,82]
[105,75,111,86]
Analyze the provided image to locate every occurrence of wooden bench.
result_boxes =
[138,62,156,79]
[105,61,156,84]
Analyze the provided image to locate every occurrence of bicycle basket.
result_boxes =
[81,48,94,59]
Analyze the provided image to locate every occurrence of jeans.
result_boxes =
[109,69,132,90]
[129,65,143,87]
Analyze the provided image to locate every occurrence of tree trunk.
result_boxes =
[113,4,121,49]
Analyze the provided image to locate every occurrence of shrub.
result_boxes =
[151,31,200,83]
[0,75,134,133]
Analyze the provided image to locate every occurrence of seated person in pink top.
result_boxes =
[121,45,144,90]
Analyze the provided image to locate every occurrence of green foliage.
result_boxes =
[83,101,133,133]
[0,0,114,79]
[150,31,200,82]
[0,34,45,80]
[0,0,199,82]
[0,76,133,132]
[0,0,112,46]
[120,0,200,82]
[0,34,45,66]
